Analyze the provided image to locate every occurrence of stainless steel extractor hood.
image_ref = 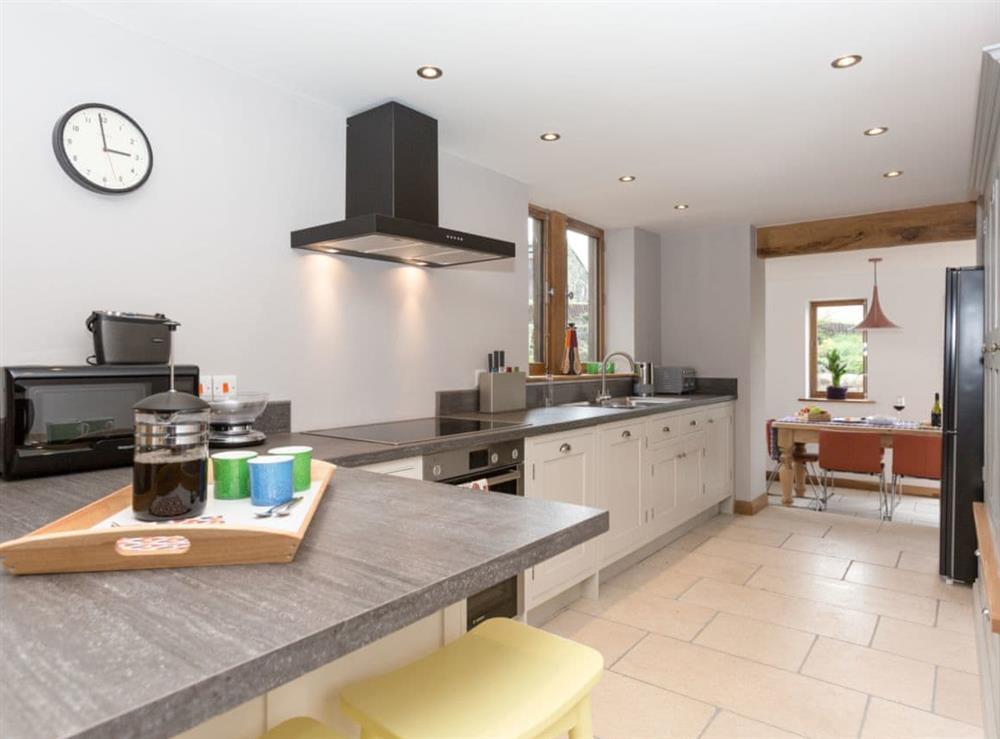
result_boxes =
[291,102,515,267]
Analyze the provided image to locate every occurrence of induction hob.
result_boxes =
[304,417,529,446]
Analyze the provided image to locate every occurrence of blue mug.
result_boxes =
[248,455,294,508]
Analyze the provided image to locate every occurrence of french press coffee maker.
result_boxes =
[132,322,210,521]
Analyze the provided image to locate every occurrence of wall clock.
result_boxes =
[52,103,152,194]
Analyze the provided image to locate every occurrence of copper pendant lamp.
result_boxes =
[855,257,901,330]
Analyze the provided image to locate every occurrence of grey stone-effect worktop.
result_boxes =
[281,393,736,468]
[0,468,607,739]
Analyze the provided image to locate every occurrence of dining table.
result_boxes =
[771,417,943,506]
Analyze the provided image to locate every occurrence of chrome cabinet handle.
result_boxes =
[662,426,671,433]
[559,443,572,453]
[621,430,631,439]
[983,607,991,619]
[690,420,697,426]
[708,418,715,424]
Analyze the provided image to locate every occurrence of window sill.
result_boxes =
[798,397,876,404]
[528,373,635,383]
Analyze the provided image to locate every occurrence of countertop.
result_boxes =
[0,467,607,739]
[280,393,736,468]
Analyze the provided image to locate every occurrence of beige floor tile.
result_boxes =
[734,508,831,537]
[871,616,979,673]
[700,711,802,739]
[541,609,645,667]
[590,669,715,739]
[604,563,702,599]
[846,561,973,604]
[897,551,939,574]
[782,532,900,567]
[801,636,935,709]
[696,537,850,579]
[696,519,792,546]
[668,530,714,551]
[937,600,975,635]
[880,518,941,542]
[693,611,815,670]
[680,578,877,645]
[826,526,939,556]
[935,667,984,727]
[613,633,867,739]
[746,567,938,625]
[860,697,983,739]
[572,584,715,641]
[640,548,760,585]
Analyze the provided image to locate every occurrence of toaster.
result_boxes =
[654,366,696,394]
[86,311,175,364]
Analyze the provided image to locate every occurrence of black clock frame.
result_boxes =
[52,102,153,195]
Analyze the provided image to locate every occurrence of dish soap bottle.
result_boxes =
[560,323,582,375]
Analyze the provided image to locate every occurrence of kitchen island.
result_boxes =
[0,466,607,739]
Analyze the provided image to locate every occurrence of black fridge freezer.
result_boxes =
[940,266,985,583]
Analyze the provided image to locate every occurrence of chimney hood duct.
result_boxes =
[291,102,515,267]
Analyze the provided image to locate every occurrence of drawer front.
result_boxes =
[645,413,681,446]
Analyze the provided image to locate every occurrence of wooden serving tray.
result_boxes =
[0,460,335,575]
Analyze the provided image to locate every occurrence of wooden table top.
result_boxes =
[773,418,942,435]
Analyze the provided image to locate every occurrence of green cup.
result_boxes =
[268,446,312,492]
[212,451,258,499]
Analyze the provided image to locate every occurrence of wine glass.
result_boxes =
[893,396,906,424]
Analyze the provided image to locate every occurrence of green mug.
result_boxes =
[212,451,258,499]
[268,446,312,492]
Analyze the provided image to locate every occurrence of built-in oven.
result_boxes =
[424,438,524,629]
[1,365,199,479]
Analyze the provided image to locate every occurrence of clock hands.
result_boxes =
[105,148,131,157]
[98,114,109,150]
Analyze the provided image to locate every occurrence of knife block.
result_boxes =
[478,371,526,413]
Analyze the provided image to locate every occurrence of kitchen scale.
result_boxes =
[208,392,269,447]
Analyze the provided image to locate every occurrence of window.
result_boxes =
[528,213,546,364]
[528,205,604,374]
[809,299,868,398]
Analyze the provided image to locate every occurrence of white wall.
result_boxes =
[0,2,528,431]
[605,227,661,362]
[660,224,767,503]
[765,241,977,487]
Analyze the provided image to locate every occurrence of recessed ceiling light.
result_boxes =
[831,54,862,69]
[674,204,689,210]
[619,175,636,183]
[883,170,903,178]
[412,260,429,266]
[416,65,443,80]
[864,126,889,136]
[540,132,561,142]
[326,248,340,254]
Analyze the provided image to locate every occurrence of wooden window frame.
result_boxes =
[808,298,868,399]
[529,204,605,375]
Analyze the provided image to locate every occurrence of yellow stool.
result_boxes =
[259,717,346,739]
[339,617,603,739]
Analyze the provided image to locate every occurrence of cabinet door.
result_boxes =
[704,405,734,500]
[642,442,678,529]
[676,432,706,513]
[525,430,597,606]
[597,421,644,565]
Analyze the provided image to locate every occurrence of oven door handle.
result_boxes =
[483,470,522,487]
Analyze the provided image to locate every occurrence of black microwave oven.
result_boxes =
[1,365,199,479]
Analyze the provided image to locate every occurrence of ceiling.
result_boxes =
[75,1,999,233]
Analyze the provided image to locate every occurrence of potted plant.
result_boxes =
[822,348,849,400]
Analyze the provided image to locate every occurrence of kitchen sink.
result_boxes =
[565,396,689,409]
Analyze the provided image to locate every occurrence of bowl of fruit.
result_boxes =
[796,405,832,423]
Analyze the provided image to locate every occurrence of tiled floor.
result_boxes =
[767,485,940,527]
[542,500,982,739]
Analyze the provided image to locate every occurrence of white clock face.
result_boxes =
[56,105,152,193]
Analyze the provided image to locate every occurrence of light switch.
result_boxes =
[198,374,214,399]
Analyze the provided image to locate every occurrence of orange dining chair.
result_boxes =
[817,431,887,518]
[890,434,942,520]
[767,419,825,509]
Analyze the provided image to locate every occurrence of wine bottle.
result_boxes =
[931,392,942,427]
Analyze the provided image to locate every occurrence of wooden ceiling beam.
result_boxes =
[756,201,977,258]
